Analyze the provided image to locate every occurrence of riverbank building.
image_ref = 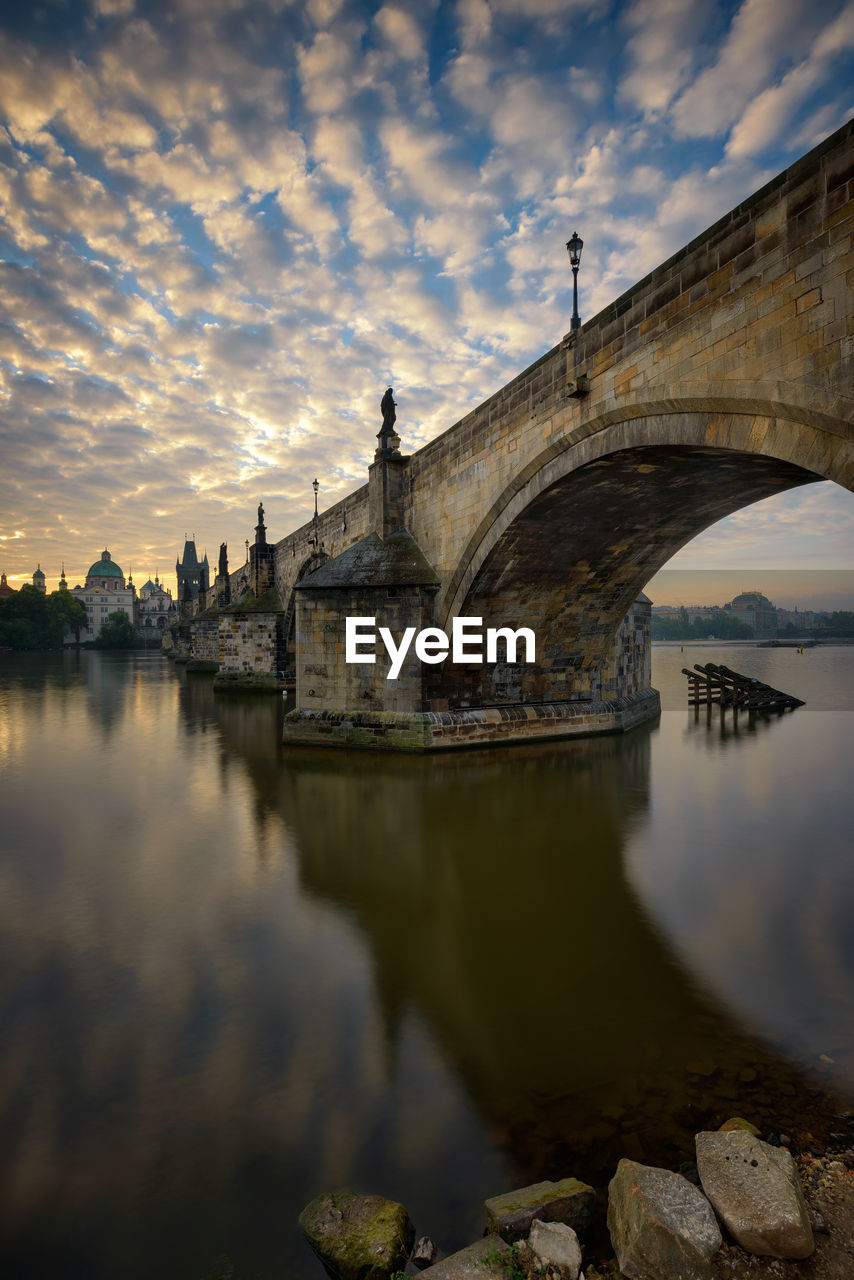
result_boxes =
[70,550,136,640]
[138,574,177,635]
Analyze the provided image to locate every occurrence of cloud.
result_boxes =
[373,6,424,60]
[619,0,715,117]
[0,0,850,592]
[726,2,854,157]
[671,0,806,138]
[297,26,363,114]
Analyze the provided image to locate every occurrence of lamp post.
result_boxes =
[312,478,319,548]
[566,231,583,332]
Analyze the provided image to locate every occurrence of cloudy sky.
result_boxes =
[1,0,853,598]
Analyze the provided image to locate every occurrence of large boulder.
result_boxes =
[298,1190,415,1280]
[608,1159,722,1280]
[484,1177,596,1242]
[695,1129,814,1259]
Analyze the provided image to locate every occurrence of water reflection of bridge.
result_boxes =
[185,671,845,1186]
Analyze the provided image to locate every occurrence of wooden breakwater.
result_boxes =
[682,662,804,716]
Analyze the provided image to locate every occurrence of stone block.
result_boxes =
[484,1177,596,1243]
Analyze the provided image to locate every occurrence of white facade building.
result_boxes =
[70,550,136,640]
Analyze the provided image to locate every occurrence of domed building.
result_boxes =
[70,549,137,640]
[725,590,778,639]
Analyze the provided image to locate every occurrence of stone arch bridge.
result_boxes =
[179,120,853,749]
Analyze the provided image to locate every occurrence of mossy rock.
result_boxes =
[186,659,219,673]
[485,1177,596,1243]
[298,1190,414,1280]
[719,1117,761,1136]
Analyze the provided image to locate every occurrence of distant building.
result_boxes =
[725,591,777,638]
[32,565,46,594]
[176,538,209,612]
[70,549,136,640]
[778,607,817,632]
[138,573,176,633]
[0,572,14,598]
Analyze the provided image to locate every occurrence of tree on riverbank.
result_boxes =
[94,610,138,648]
[0,585,87,650]
[653,608,754,641]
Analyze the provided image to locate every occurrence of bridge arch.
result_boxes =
[434,399,852,706]
[442,397,852,624]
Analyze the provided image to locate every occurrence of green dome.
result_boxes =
[87,550,124,579]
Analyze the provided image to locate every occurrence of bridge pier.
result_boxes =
[282,558,659,750]
[283,397,661,749]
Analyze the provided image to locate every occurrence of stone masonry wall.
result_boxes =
[220,613,285,676]
[295,584,439,713]
[191,618,221,662]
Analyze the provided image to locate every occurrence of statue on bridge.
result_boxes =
[375,386,402,461]
[380,387,396,433]
[257,501,265,527]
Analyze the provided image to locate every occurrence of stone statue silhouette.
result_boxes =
[257,501,265,526]
[380,387,396,433]
[218,542,228,576]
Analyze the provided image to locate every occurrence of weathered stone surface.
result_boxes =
[298,1190,415,1280]
[413,1235,438,1269]
[529,1219,582,1278]
[608,1158,722,1280]
[484,1177,596,1243]
[419,1234,509,1277]
[695,1129,815,1259]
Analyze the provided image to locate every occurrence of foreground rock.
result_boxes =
[528,1219,582,1278]
[484,1177,596,1242]
[696,1128,814,1259]
[413,1235,438,1268]
[298,1190,414,1280]
[420,1234,509,1277]
[608,1158,722,1280]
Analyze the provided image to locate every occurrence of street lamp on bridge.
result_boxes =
[566,231,583,332]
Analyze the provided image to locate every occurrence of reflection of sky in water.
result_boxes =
[0,655,512,1278]
[624,706,854,1083]
[0,648,852,1279]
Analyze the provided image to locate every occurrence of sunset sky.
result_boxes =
[1,0,853,599]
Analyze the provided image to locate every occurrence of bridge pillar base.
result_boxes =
[282,688,660,752]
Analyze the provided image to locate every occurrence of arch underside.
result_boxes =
[435,444,823,708]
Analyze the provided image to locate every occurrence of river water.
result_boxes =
[1,644,853,1278]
